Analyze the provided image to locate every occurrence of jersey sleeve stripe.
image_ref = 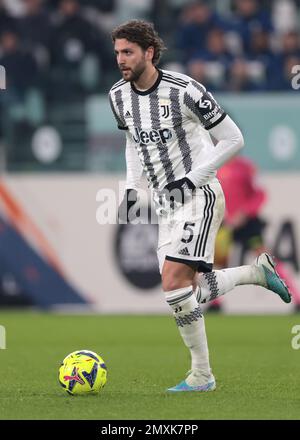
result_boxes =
[206,112,227,130]
[114,89,127,130]
[163,72,189,86]
[169,87,192,174]
[149,90,175,184]
[162,76,188,89]
[109,93,127,130]
[130,88,160,189]
[111,79,126,91]
[183,92,203,120]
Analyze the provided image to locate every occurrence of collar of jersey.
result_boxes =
[130,68,163,96]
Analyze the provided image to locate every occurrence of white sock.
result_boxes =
[197,265,265,303]
[165,286,211,375]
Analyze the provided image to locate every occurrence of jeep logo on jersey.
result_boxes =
[132,127,172,145]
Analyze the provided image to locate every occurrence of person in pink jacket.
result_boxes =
[210,155,300,311]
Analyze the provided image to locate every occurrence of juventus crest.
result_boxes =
[160,100,170,119]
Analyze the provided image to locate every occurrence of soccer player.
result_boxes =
[109,20,291,392]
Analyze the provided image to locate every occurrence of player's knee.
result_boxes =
[162,260,195,292]
[162,277,182,292]
[162,273,193,292]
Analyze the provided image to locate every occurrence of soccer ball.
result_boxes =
[58,350,107,395]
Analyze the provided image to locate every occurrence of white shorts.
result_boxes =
[157,178,225,274]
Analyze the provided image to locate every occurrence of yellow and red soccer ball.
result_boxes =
[58,350,107,395]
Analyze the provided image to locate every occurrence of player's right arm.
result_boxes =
[124,131,143,191]
[109,89,143,222]
[118,132,143,223]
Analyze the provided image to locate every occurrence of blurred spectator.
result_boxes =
[231,0,273,53]
[271,31,300,89]
[187,27,234,90]
[48,0,113,95]
[17,0,53,49]
[16,0,54,71]
[0,0,299,97]
[0,30,39,103]
[0,0,17,32]
[274,54,300,90]
[44,0,116,13]
[272,0,299,34]
[76,0,116,13]
[2,0,26,17]
[225,28,277,92]
[150,0,178,39]
[247,30,278,90]
[227,58,256,91]
[50,0,110,69]
[279,31,300,58]
[115,0,152,24]
[176,1,227,63]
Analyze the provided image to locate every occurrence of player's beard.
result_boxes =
[120,59,146,83]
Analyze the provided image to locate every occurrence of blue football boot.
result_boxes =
[255,253,291,303]
[167,370,216,393]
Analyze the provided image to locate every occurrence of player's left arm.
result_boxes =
[186,115,244,188]
[183,81,244,188]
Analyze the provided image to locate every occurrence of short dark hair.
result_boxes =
[111,20,166,65]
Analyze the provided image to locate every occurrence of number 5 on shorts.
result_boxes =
[181,222,196,243]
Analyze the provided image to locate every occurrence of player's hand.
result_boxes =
[163,177,196,204]
[118,189,140,223]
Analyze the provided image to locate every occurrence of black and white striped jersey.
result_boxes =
[109,69,226,191]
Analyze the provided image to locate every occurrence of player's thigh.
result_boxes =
[157,180,225,280]
[167,180,225,266]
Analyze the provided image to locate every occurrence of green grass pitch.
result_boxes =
[0,311,299,420]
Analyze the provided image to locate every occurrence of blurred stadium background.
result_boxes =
[0,0,299,314]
